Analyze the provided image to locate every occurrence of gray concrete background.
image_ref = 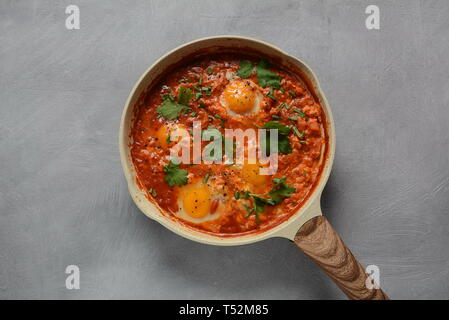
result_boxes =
[0,0,448,299]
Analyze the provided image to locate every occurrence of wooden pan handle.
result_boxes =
[294,216,389,300]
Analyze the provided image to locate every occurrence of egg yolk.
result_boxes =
[182,186,211,219]
[222,80,256,114]
[156,124,184,148]
[242,162,269,185]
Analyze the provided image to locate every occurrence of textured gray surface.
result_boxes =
[1,0,448,299]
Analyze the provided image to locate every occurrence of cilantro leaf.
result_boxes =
[177,86,193,105]
[268,177,295,201]
[237,60,254,79]
[262,121,291,135]
[260,122,292,155]
[256,59,282,89]
[163,161,188,187]
[239,177,296,222]
[276,136,292,154]
[156,99,190,120]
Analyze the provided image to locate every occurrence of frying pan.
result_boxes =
[119,36,388,300]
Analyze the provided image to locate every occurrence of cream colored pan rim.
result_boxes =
[119,35,336,246]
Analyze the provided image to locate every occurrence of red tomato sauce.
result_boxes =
[130,53,328,236]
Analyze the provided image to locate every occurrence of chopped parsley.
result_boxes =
[202,86,212,96]
[203,172,210,183]
[278,102,291,110]
[291,126,305,139]
[293,107,306,118]
[288,90,297,97]
[266,89,276,100]
[162,92,175,101]
[177,86,193,105]
[163,161,188,187]
[207,67,213,75]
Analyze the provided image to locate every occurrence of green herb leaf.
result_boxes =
[291,126,304,139]
[177,86,193,105]
[237,60,254,79]
[203,172,210,183]
[266,89,276,100]
[162,92,175,101]
[163,161,188,187]
[277,136,293,154]
[288,90,297,97]
[202,86,212,96]
[207,67,213,75]
[156,99,190,120]
[261,122,292,155]
[241,177,296,221]
[262,121,291,135]
[256,60,282,89]
[293,107,306,118]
